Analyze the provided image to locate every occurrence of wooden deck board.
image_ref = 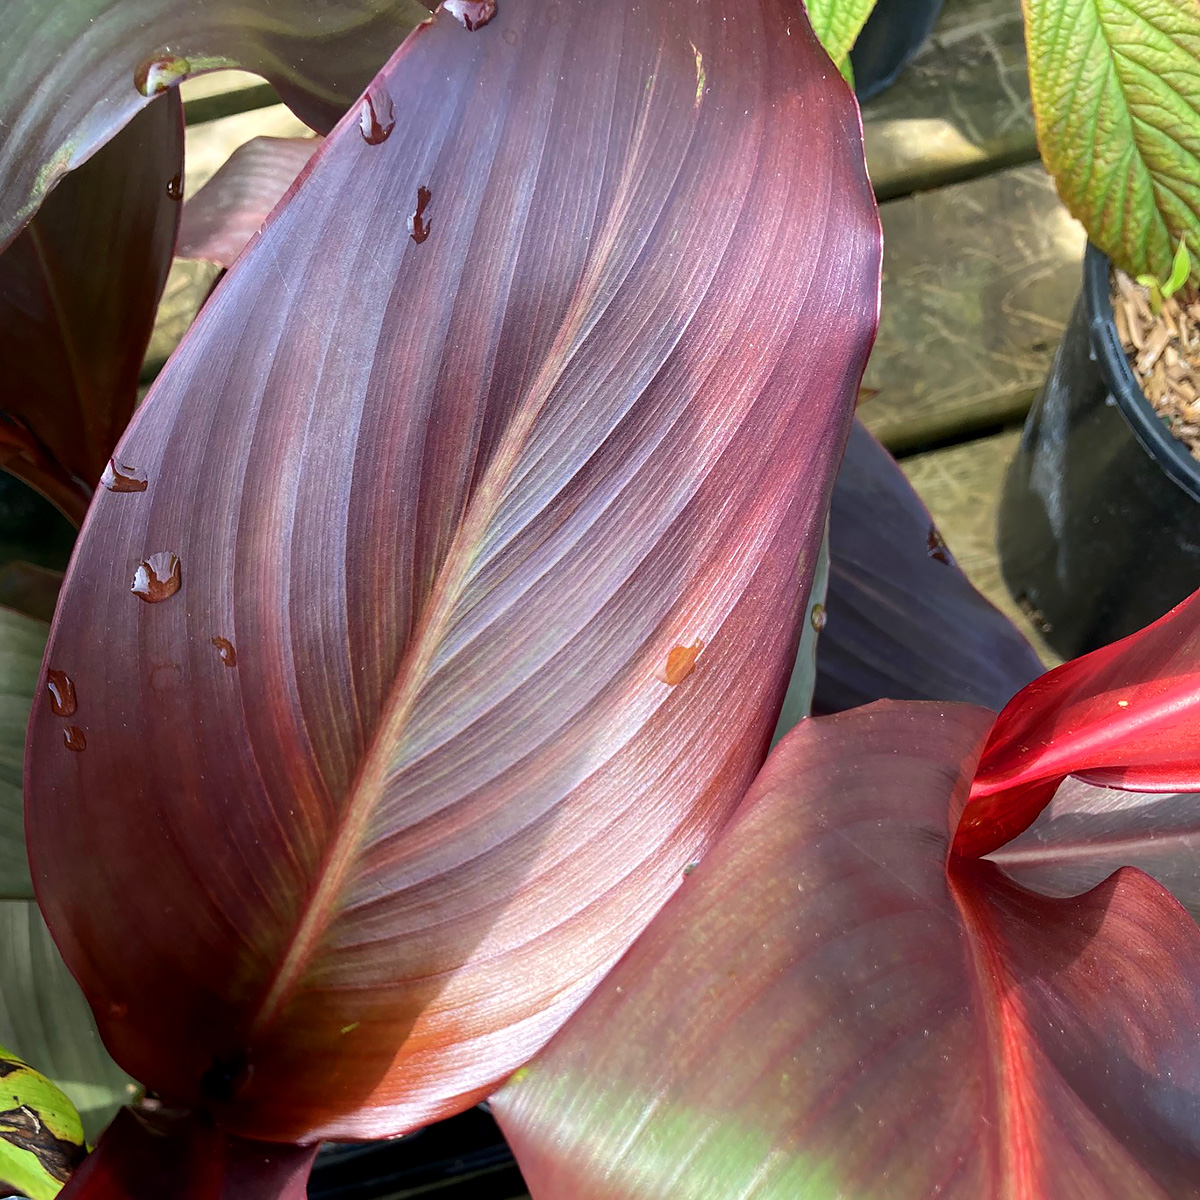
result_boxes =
[862,163,1086,454]
[862,0,1037,199]
[900,427,1059,664]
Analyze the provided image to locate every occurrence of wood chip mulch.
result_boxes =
[1112,269,1200,459]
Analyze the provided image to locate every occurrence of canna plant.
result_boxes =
[0,1,1199,1198]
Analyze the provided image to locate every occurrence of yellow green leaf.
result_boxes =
[1024,0,1200,284]
[803,0,877,71]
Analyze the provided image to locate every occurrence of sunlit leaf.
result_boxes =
[494,704,1200,1199]
[1024,0,1200,283]
[25,0,880,1144]
[802,0,877,78]
[0,95,182,524]
[956,589,1200,857]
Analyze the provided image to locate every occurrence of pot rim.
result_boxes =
[1084,242,1200,504]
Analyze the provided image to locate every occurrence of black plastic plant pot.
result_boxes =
[998,243,1200,660]
[850,0,947,102]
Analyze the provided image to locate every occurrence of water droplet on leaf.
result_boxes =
[63,726,87,752]
[444,0,497,30]
[809,603,826,632]
[46,670,77,716]
[408,186,432,243]
[100,458,148,492]
[134,53,191,97]
[211,636,237,667]
[503,28,518,44]
[108,1001,128,1020]
[656,638,704,685]
[132,552,181,603]
[927,525,952,565]
[166,172,183,201]
[358,85,396,145]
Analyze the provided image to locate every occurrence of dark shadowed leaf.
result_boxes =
[0,0,433,252]
[815,420,1044,714]
[0,563,63,624]
[0,94,183,525]
[60,1107,317,1200]
[992,776,1200,923]
[957,589,1200,857]
[25,0,880,1144]
[493,704,1200,1200]
[178,136,321,268]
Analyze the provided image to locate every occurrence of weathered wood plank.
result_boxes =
[862,0,1038,199]
[861,163,1086,454]
[900,428,1059,664]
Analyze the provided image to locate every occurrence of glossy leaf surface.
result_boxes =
[0,1043,86,1200]
[178,136,320,268]
[957,589,1200,857]
[26,0,880,1143]
[0,94,183,524]
[0,0,432,252]
[993,776,1200,923]
[60,1107,317,1200]
[814,420,1044,714]
[1024,0,1200,283]
[494,704,1200,1199]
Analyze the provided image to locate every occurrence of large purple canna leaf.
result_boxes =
[0,0,431,252]
[25,0,880,1144]
[0,93,183,524]
[493,704,1200,1199]
[815,420,1044,714]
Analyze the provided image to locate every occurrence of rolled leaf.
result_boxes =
[992,775,1200,923]
[59,1107,316,1200]
[1024,0,1200,283]
[815,420,1044,714]
[0,1044,86,1200]
[0,94,183,524]
[25,0,880,1144]
[0,0,433,253]
[956,588,1200,858]
[493,704,1200,1199]
[178,137,320,268]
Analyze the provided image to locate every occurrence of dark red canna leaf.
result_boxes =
[0,0,433,252]
[956,589,1200,858]
[992,775,1200,923]
[25,0,880,1144]
[815,420,1044,714]
[178,137,321,268]
[493,704,1200,1200]
[61,1106,316,1200]
[0,93,183,524]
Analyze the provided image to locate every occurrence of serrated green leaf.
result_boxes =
[803,0,878,71]
[1025,0,1200,284]
[0,1044,85,1200]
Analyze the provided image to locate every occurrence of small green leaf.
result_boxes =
[1164,237,1191,297]
[1025,0,1200,284]
[803,0,878,72]
[0,1044,86,1200]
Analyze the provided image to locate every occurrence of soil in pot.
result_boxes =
[997,244,1200,660]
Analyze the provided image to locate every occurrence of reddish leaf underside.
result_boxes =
[815,420,1044,714]
[178,136,321,268]
[60,1106,316,1200]
[956,589,1200,857]
[25,0,880,1143]
[493,704,1200,1200]
[0,93,182,524]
